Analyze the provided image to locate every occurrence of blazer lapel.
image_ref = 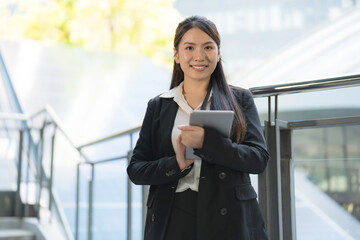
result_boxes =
[159,98,178,156]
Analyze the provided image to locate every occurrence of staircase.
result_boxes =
[1,52,73,240]
[0,229,35,240]
[0,192,38,240]
[0,191,36,240]
[0,192,38,218]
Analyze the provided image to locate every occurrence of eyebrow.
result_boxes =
[183,41,216,46]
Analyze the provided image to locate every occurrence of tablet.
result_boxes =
[185,110,234,160]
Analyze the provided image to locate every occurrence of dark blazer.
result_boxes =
[127,87,269,240]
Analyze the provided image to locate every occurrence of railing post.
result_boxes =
[323,128,331,191]
[75,162,81,240]
[278,121,296,240]
[15,129,24,217]
[274,120,284,240]
[127,133,134,240]
[48,128,56,220]
[36,125,45,219]
[260,119,296,239]
[24,130,31,217]
[127,150,132,240]
[268,96,272,123]
[342,126,351,192]
[88,163,94,240]
[258,121,283,240]
[275,95,278,120]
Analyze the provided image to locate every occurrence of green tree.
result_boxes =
[0,0,182,65]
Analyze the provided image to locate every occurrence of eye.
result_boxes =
[185,46,193,50]
[205,45,213,50]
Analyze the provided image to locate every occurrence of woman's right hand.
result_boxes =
[176,135,194,171]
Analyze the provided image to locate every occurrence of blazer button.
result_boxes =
[166,169,176,177]
[152,214,155,222]
[220,208,227,216]
[219,172,226,180]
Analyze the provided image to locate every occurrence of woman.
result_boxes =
[127,16,269,240]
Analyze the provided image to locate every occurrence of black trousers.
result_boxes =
[164,189,198,240]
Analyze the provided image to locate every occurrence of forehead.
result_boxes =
[180,27,216,44]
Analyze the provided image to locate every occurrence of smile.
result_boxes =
[191,65,207,70]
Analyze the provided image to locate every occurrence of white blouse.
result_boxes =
[160,82,211,192]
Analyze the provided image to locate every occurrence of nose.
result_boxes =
[194,48,205,61]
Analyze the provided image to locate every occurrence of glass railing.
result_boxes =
[293,125,360,239]
[75,126,143,240]
[1,49,145,240]
[0,107,142,240]
[70,74,360,240]
[252,75,360,240]
[1,51,73,240]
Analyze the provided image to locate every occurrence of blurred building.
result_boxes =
[175,0,359,75]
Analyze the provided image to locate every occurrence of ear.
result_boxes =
[217,45,221,62]
[173,48,180,64]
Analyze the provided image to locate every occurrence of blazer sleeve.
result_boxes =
[193,89,269,174]
[127,98,192,185]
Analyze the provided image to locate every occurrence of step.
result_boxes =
[0,191,38,218]
[0,229,35,240]
[0,191,16,216]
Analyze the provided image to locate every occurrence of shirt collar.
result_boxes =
[159,84,179,98]
[160,82,212,114]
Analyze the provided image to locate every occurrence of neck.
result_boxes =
[182,79,210,110]
[182,79,209,95]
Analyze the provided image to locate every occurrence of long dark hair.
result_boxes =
[170,16,246,143]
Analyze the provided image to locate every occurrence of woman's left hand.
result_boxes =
[177,125,204,149]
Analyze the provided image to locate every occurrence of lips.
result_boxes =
[190,65,208,71]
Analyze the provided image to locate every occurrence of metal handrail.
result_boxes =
[77,125,141,150]
[295,158,360,163]
[0,107,141,158]
[0,112,30,121]
[250,74,360,97]
[287,115,360,129]
[0,52,24,113]
[0,106,90,160]
[44,105,80,152]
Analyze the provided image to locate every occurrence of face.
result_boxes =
[174,27,220,84]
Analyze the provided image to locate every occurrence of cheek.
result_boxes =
[179,57,191,70]
[182,54,191,63]
[209,52,219,62]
